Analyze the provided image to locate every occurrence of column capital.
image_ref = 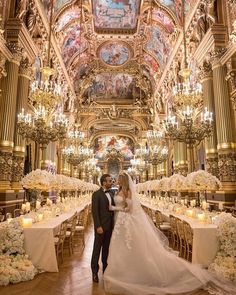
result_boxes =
[7,42,23,65]
[198,61,212,81]
[209,48,227,68]
[19,57,32,79]
[0,53,7,80]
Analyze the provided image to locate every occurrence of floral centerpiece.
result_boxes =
[0,220,37,286]
[186,170,222,191]
[159,177,170,192]
[209,213,236,282]
[21,169,53,191]
[169,174,187,192]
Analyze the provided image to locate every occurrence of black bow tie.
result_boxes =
[104,190,111,194]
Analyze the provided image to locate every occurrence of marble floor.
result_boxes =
[0,226,209,295]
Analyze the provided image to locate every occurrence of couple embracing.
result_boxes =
[91,173,235,295]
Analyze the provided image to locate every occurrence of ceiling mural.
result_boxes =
[152,8,176,33]
[54,9,81,32]
[83,73,142,101]
[145,26,172,68]
[61,24,87,66]
[39,0,199,139]
[143,54,159,76]
[99,42,130,66]
[159,0,191,22]
[94,135,134,160]
[93,0,141,30]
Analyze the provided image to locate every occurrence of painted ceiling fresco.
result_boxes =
[84,73,140,100]
[55,9,80,32]
[61,24,87,66]
[94,135,134,160]
[145,26,172,68]
[159,0,192,22]
[152,8,175,33]
[99,42,130,66]
[42,0,197,107]
[93,0,140,29]
[144,54,159,76]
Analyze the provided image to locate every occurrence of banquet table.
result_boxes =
[142,202,218,267]
[23,204,89,272]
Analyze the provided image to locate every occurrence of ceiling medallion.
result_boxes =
[98,41,132,67]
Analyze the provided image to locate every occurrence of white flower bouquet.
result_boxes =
[186,170,222,191]
[21,169,52,190]
[209,213,236,282]
[0,220,38,286]
[169,174,187,191]
[159,177,170,192]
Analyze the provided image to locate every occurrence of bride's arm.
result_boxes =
[109,204,124,211]
[124,190,132,212]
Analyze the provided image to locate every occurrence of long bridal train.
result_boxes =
[104,176,236,295]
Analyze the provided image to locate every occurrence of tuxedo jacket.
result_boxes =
[91,187,115,231]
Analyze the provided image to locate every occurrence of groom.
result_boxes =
[91,174,115,283]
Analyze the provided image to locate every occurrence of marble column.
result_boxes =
[199,61,219,178]
[0,43,22,189]
[11,58,31,189]
[211,48,236,189]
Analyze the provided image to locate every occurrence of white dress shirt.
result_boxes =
[104,189,112,207]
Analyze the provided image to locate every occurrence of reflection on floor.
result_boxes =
[0,226,209,295]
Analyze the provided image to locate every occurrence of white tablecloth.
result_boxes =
[23,204,88,272]
[142,202,218,267]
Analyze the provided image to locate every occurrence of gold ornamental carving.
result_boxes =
[11,155,25,183]
[19,58,32,79]
[198,60,212,81]
[0,151,13,182]
[209,48,227,68]
[205,155,219,178]
[7,42,23,65]
[218,152,236,182]
[0,53,7,79]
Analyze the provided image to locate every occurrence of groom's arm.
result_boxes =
[92,192,102,230]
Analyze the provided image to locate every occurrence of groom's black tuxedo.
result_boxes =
[91,187,115,275]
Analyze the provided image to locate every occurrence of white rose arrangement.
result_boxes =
[0,220,37,286]
[186,170,221,191]
[21,170,100,192]
[209,213,236,282]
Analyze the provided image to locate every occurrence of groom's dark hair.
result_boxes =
[100,174,111,186]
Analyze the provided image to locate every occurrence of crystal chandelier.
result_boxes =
[62,145,93,167]
[149,145,168,164]
[17,0,68,161]
[162,0,214,172]
[146,129,164,145]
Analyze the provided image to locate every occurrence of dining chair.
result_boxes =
[183,221,193,262]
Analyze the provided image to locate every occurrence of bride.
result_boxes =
[104,172,236,295]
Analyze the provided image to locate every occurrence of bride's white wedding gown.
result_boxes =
[104,194,235,295]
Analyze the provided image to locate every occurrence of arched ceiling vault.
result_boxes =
[40,0,197,138]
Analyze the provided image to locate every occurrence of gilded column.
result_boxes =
[12,58,31,189]
[199,61,219,177]
[211,48,236,188]
[173,142,179,174]
[178,142,188,175]
[0,43,22,189]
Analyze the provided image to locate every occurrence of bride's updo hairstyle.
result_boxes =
[118,172,129,198]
